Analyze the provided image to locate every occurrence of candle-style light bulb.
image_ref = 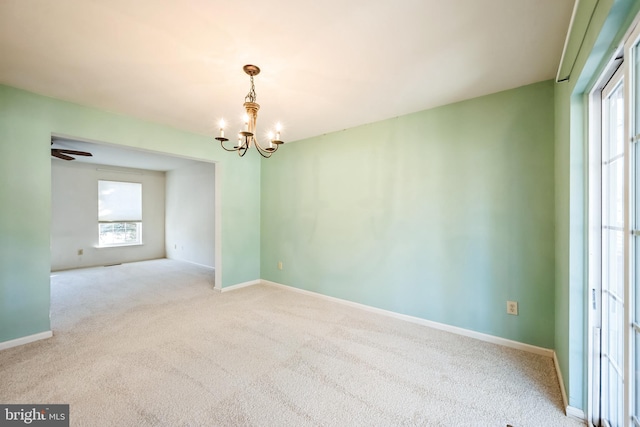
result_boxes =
[275,122,282,140]
[219,119,225,138]
[268,132,275,149]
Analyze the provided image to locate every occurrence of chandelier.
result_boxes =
[215,65,284,158]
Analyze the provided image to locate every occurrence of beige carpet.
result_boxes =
[0,259,584,426]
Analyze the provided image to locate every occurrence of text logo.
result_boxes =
[0,405,68,427]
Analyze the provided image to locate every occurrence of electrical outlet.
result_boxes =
[77,249,83,256]
[507,301,518,316]
[277,261,283,270]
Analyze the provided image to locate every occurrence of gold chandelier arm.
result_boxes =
[252,136,277,158]
[217,138,238,152]
[238,144,249,157]
[217,135,250,157]
[253,136,277,152]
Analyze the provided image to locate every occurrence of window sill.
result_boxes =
[96,243,144,249]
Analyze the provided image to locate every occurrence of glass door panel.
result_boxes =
[602,73,625,427]
[632,37,640,427]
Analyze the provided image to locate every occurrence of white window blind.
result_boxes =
[98,180,142,247]
[98,180,142,222]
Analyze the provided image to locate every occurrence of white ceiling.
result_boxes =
[1,0,574,147]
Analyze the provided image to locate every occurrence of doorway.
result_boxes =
[50,135,220,287]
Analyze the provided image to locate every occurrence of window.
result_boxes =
[98,180,142,247]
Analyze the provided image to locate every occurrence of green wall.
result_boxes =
[554,0,640,411]
[0,85,261,343]
[261,80,556,348]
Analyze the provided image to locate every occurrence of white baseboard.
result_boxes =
[552,350,586,422]
[553,351,570,412]
[219,279,261,293]
[167,257,215,270]
[0,330,53,351]
[261,279,554,357]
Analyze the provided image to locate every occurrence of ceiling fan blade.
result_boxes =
[55,149,92,157]
[51,150,75,161]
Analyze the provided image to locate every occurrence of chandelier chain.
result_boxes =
[245,76,257,103]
